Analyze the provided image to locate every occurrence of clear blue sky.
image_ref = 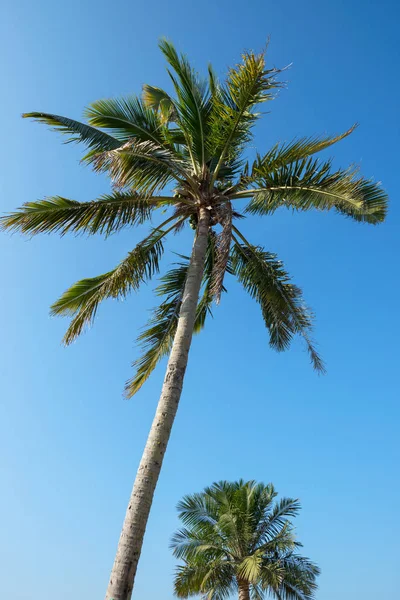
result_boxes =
[1,1,399,599]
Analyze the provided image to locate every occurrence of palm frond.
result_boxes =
[254,499,300,551]
[176,491,220,531]
[237,552,263,584]
[175,560,235,600]
[159,38,211,169]
[243,158,387,224]
[22,112,122,153]
[209,50,282,185]
[175,562,207,598]
[94,139,191,193]
[142,84,178,123]
[171,527,228,563]
[272,554,320,600]
[51,227,168,345]
[126,233,218,397]
[0,192,168,237]
[250,125,357,176]
[83,96,170,147]
[125,261,188,397]
[195,230,228,331]
[231,233,325,372]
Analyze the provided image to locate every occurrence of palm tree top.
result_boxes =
[1,39,388,395]
[172,480,320,600]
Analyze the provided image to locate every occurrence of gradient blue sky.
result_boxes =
[1,1,399,599]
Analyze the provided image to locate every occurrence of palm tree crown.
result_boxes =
[172,480,320,600]
[1,40,388,393]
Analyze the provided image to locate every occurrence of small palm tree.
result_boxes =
[172,480,319,600]
[1,40,387,600]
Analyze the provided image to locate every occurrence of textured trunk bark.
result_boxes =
[105,207,210,600]
[238,580,250,600]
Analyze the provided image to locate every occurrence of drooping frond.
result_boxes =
[175,559,236,600]
[231,234,325,372]
[194,231,222,332]
[125,261,188,397]
[125,233,218,397]
[51,228,168,345]
[269,554,320,600]
[159,38,211,170]
[175,562,207,598]
[209,50,282,185]
[243,158,387,224]
[0,192,168,237]
[94,139,191,193]
[22,112,122,152]
[209,204,233,303]
[237,552,264,584]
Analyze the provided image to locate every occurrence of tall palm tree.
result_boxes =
[172,480,319,600]
[1,40,387,600]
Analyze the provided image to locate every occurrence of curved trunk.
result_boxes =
[105,207,211,600]
[238,580,250,600]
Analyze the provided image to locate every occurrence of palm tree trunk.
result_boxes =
[105,207,211,600]
[238,580,250,600]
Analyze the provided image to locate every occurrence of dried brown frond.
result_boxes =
[209,201,233,303]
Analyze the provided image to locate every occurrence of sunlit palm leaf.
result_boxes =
[0,192,167,237]
[237,553,263,583]
[142,84,178,123]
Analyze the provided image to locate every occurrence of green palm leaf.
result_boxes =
[209,50,282,185]
[125,261,188,397]
[22,112,122,152]
[231,231,324,372]
[84,96,169,147]
[126,234,218,397]
[159,39,211,170]
[242,158,387,224]
[271,555,320,600]
[142,84,178,123]
[254,499,300,551]
[0,192,169,237]
[51,228,167,345]
[249,125,357,176]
